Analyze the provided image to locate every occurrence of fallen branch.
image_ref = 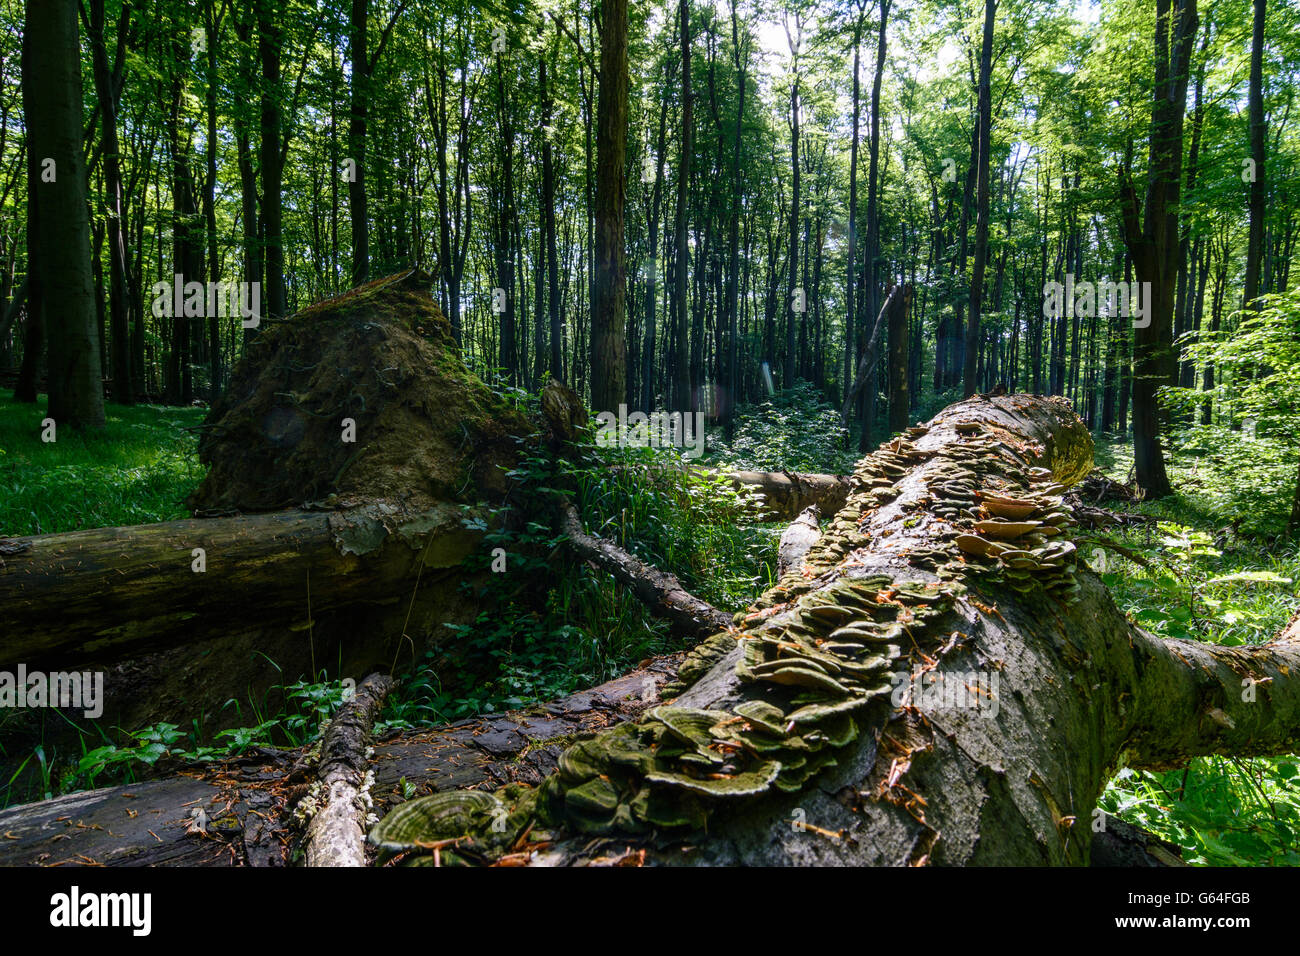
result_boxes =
[303,673,395,867]
[558,499,732,639]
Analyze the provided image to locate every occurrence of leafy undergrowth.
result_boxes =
[380,385,780,728]
[0,672,358,806]
[1091,435,1300,865]
[0,394,204,536]
[704,381,861,475]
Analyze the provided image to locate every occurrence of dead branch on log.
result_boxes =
[777,505,821,577]
[558,499,732,639]
[303,673,394,866]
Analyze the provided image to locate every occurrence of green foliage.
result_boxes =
[381,399,781,727]
[1101,759,1300,866]
[1,675,357,805]
[0,395,204,535]
[1162,288,1300,535]
[706,382,859,475]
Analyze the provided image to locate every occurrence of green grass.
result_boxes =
[0,394,206,536]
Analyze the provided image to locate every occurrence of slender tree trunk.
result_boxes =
[495,51,517,384]
[673,0,693,411]
[23,0,105,427]
[784,14,802,390]
[258,0,287,319]
[1118,0,1197,499]
[963,0,996,398]
[724,2,748,438]
[642,72,668,412]
[846,3,865,402]
[590,0,629,413]
[1243,0,1267,313]
[540,46,562,381]
[86,0,132,405]
[348,0,371,286]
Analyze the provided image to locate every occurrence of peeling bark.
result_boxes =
[303,673,393,867]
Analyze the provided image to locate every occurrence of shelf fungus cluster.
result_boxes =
[368,477,965,864]
[920,429,1084,603]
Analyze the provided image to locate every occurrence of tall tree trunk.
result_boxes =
[348,0,371,286]
[540,44,562,381]
[258,0,287,319]
[590,0,629,413]
[1243,0,1267,314]
[784,13,802,391]
[85,0,132,405]
[641,69,668,412]
[1118,0,1198,500]
[845,1,866,402]
[724,2,748,438]
[673,0,693,411]
[963,0,996,398]
[858,0,890,449]
[495,54,517,384]
[234,4,263,343]
[25,0,105,428]
[205,12,221,395]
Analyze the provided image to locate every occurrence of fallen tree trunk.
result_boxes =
[7,394,1296,867]
[366,393,1300,866]
[722,469,852,522]
[0,502,487,669]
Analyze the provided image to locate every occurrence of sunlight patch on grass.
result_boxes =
[0,396,206,535]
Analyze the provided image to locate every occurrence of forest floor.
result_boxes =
[1,389,1297,864]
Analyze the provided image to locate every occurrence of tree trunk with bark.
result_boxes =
[0,502,489,670]
[589,0,629,413]
[24,0,105,429]
[1118,0,1198,499]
